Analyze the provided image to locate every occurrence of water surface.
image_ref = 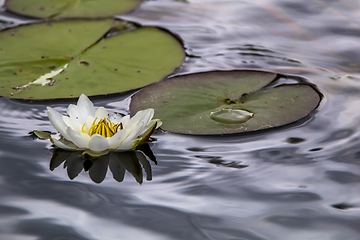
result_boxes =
[0,0,359,239]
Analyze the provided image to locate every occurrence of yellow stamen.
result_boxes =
[81,123,87,133]
[85,118,122,138]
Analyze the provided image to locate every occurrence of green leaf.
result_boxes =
[129,70,321,135]
[5,0,143,19]
[0,19,185,100]
[30,130,52,140]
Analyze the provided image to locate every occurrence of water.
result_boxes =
[210,109,254,124]
[1,0,360,239]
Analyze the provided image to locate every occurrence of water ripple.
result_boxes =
[1,0,360,239]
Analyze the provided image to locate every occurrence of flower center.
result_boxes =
[83,118,122,138]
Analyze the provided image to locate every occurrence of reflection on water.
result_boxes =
[50,149,155,184]
[252,147,316,165]
[1,0,360,239]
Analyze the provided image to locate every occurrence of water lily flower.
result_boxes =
[46,94,161,155]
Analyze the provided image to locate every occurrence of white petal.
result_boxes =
[77,94,96,117]
[127,110,147,128]
[47,107,71,140]
[50,135,78,151]
[67,104,86,126]
[114,139,140,151]
[52,138,77,151]
[141,108,154,125]
[120,115,130,128]
[82,149,110,158]
[62,115,80,133]
[83,115,96,133]
[88,134,110,152]
[139,120,157,138]
[108,129,128,149]
[66,94,96,126]
[121,120,145,145]
[147,119,162,129]
[66,127,90,149]
[94,107,108,121]
[125,109,154,132]
[138,119,162,144]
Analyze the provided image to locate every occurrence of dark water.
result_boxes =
[1,0,360,239]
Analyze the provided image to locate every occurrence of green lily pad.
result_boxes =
[0,19,185,100]
[129,70,321,135]
[31,130,52,140]
[5,0,143,19]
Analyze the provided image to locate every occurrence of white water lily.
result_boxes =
[47,94,161,155]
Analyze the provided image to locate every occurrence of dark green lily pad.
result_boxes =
[5,0,143,19]
[130,70,321,135]
[0,19,185,100]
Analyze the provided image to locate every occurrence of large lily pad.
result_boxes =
[130,70,321,135]
[0,19,185,99]
[5,0,143,19]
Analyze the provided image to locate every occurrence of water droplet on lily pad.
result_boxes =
[210,109,254,124]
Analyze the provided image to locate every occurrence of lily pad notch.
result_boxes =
[130,70,322,135]
[0,19,185,100]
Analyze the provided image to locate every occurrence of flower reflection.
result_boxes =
[50,145,156,184]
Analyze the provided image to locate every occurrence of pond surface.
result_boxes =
[1,0,360,239]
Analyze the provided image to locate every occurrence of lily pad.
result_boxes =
[130,70,321,135]
[0,19,185,99]
[5,0,143,19]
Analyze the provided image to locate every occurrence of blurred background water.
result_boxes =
[0,0,359,239]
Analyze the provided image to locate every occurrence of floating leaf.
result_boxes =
[5,0,143,19]
[0,19,185,99]
[130,70,321,135]
[30,130,52,140]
